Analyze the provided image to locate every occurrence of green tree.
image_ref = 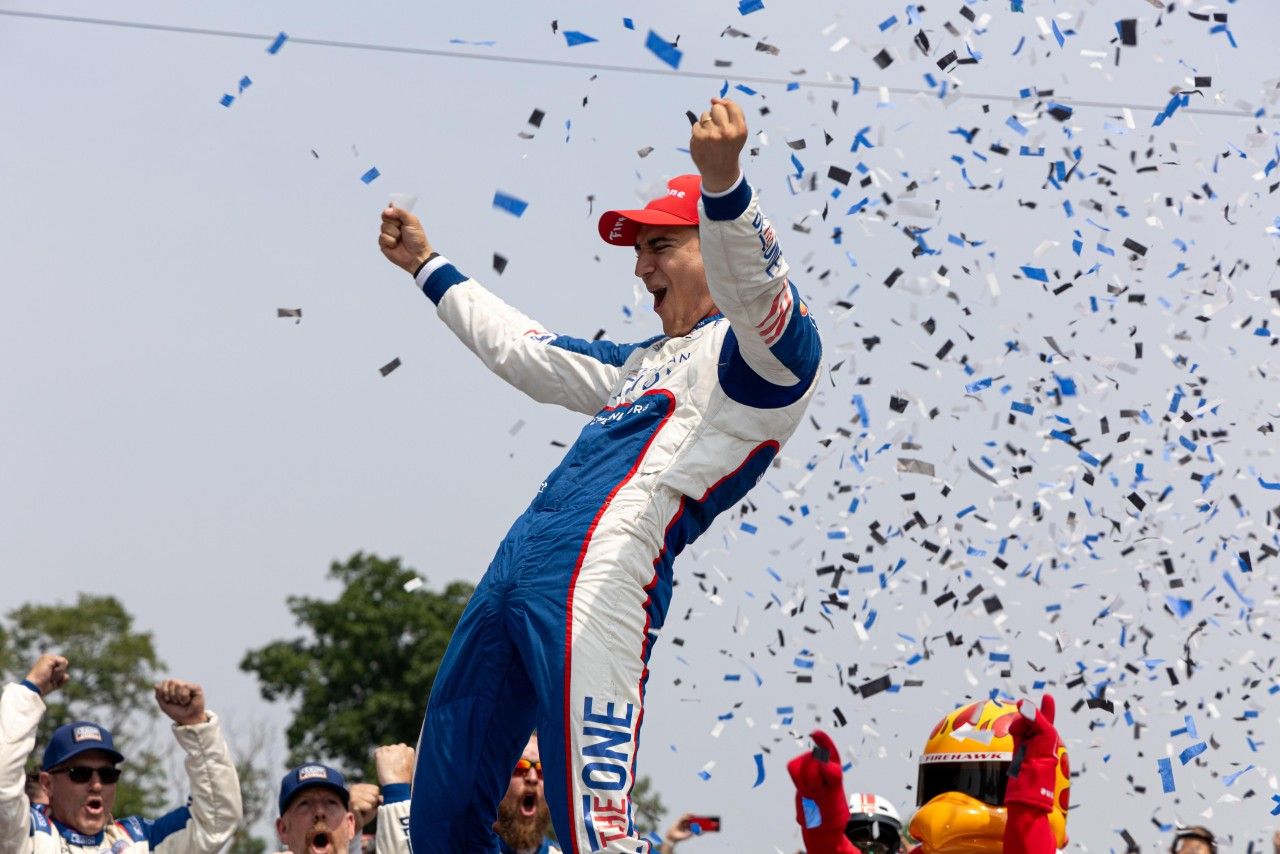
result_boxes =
[241,552,473,778]
[630,775,667,838]
[0,594,169,816]
[225,721,274,854]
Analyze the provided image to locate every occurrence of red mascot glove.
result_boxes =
[1003,694,1061,854]
[786,730,859,854]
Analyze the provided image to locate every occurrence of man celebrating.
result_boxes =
[495,736,559,854]
[274,745,413,854]
[378,97,821,852]
[0,653,243,853]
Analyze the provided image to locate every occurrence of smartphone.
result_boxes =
[687,815,721,834]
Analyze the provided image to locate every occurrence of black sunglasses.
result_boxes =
[52,766,122,785]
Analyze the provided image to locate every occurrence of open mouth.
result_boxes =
[84,797,104,817]
[520,793,537,818]
[307,830,332,853]
[651,288,667,311]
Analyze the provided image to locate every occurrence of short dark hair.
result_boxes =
[1171,826,1216,854]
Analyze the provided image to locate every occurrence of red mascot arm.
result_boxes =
[1003,694,1060,854]
[786,730,859,854]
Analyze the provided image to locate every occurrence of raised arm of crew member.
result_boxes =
[0,655,69,853]
[131,679,244,853]
[378,205,633,416]
[689,97,822,401]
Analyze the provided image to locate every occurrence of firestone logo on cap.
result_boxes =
[298,766,329,782]
[72,726,104,743]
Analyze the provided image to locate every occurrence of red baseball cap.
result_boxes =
[598,174,701,246]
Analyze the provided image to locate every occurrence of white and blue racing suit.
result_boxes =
[409,176,821,853]
[0,681,243,854]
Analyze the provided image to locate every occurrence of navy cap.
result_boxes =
[278,764,349,815]
[42,721,125,770]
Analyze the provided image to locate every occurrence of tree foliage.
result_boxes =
[629,775,667,838]
[0,594,169,816]
[240,552,473,777]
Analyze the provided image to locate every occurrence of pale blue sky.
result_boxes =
[3,1,1279,849]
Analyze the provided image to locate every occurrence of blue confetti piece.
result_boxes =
[851,394,869,426]
[752,753,766,787]
[735,83,757,96]
[723,673,741,681]
[1011,35,1026,55]
[644,30,682,69]
[1051,20,1065,47]
[1178,742,1207,765]
[219,94,234,107]
[697,769,711,781]
[719,80,729,98]
[790,152,805,177]
[738,0,764,14]
[1222,570,1255,608]
[563,31,598,47]
[238,75,253,93]
[740,522,758,534]
[1006,116,1030,136]
[802,797,822,828]
[1157,758,1175,792]
[1184,715,1198,740]
[864,609,877,629]
[965,377,993,393]
[957,504,976,517]
[493,191,529,217]
[1020,265,1048,282]
[360,167,381,184]
[879,15,898,31]
[266,32,288,54]
[1258,476,1280,490]
[786,82,799,91]
[1010,0,1024,10]
[622,17,634,30]
[1223,764,1254,786]
[1271,794,1280,815]
[1166,596,1193,618]
[990,652,1010,662]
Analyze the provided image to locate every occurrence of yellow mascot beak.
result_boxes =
[908,792,1006,854]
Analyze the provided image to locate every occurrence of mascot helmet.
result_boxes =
[908,699,1069,853]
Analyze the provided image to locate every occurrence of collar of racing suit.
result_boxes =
[53,817,106,847]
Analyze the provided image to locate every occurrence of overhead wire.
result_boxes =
[0,7,1259,120]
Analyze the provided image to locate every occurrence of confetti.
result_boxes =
[738,0,764,14]
[492,191,529,217]
[563,30,597,47]
[752,753,765,787]
[379,357,401,377]
[402,577,424,593]
[360,167,381,184]
[266,32,288,54]
[644,30,682,69]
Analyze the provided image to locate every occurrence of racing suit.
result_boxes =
[0,681,243,853]
[367,783,412,853]
[409,175,822,854]
[499,838,561,854]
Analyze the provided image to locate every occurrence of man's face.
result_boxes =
[634,225,715,337]
[495,737,552,851]
[275,789,356,854]
[40,750,118,835]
